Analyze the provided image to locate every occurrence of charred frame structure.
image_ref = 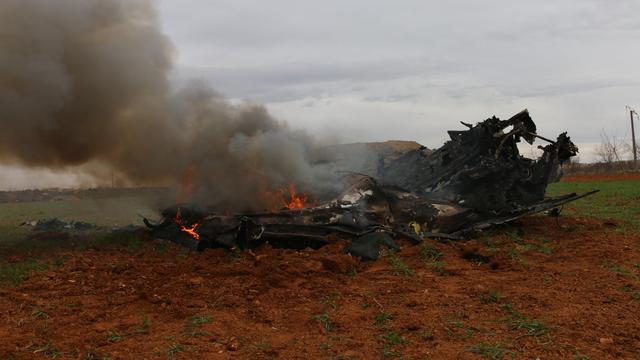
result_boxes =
[145,110,596,260]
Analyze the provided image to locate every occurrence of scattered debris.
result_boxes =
[145,110,597,259]
[21,218,99,231]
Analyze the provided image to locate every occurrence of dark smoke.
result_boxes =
[0,0,348,210]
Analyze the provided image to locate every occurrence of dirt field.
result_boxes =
[1,179,639,359]
[561,172,640,183]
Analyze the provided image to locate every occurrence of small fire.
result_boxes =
[261,183,314,211]
[282,184,312,210]
[180,223,201,241]
[174,207,201,241]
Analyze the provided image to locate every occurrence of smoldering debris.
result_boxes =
[146,110,598,260]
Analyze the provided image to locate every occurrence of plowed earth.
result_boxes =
[562,172,640,182]
[1,214,639,359]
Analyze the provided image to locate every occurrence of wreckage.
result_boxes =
[145,110,596,260]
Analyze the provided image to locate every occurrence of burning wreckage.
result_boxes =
[145,110,596,260]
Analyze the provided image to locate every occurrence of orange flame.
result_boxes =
[282,184,313,210]
[260,184,314,211]
[180,223,201,241]
[174,207,201,241]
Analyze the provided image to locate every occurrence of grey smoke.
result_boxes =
[0,0,351,210]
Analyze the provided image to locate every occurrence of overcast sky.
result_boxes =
[159,0,640,161]
[2,0,640,190]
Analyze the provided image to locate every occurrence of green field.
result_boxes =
[0,193,163,255]
[0,195,160,227]
[547,179,640,229]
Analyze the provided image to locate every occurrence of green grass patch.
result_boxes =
[421,242,448,275]
[83,351,110,360]
[0,192,159,257]
[500,302,514,312]
[0,259,49,287]
[466,342,513,359]
[379,330,407,357]
[312,313,334,332]
[383,250,413,277]
[505,230,524,244]
[429,260,447,275]
[187,315,212,327]
[374,311,394,327]
[546,180,640,228]
[32,342,60,358]
[183,315,212,337]
[166,343,186,360]
[0,195,159,228]
[107,330,123,343]
[321,294,338,311]
[621,285,640,300]
[480,290,501,304]
[136,315,151,334]
[420,242,443,262]
[604,262,638,279]
[31,306,50,320]
[535,243,554,255]
[503,313,549,340]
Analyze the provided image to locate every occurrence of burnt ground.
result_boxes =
[1,214,639,359]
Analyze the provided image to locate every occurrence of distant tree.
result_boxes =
[594,131,622,164]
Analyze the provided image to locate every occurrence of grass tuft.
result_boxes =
[379,330,407,358]
[429,260,447,276]
[374,311,394,327]
[187,315,212,327]
[420,242,443,262]
[0,260,49,287]
[504,313,549,340]
[312,313,334,332]
[32,342,60,358]
[107,330,123,343]
[480,290,501,304]
[184,315,212,337]
[605,262,638,279]
[31,306,51,320]
[466,342,512,359]
[136,315,151,334]
[166,343,186,360]
[384,250,413,277]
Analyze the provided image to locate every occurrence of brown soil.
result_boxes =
[1,216,639,359]
[562,172,640,182]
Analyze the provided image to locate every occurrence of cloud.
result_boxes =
[172,57,454,102]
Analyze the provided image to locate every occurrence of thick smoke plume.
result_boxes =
[0,0,343,210]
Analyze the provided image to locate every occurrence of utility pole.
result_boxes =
[627,106,638,168]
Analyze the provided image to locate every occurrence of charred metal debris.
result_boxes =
[145,110,597,260]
